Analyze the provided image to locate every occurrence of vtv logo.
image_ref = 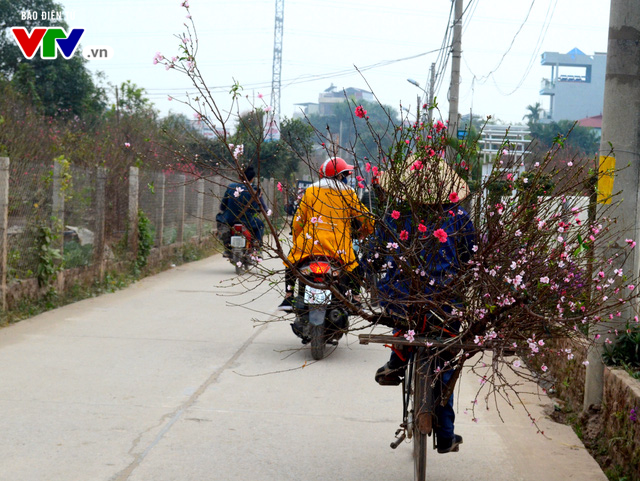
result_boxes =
[11,27,85,59]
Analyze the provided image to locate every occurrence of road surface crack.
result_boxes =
[108,322,269,481]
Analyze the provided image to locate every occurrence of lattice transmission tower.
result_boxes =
[270,0,284,119]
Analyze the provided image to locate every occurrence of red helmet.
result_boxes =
[319,157,354,178]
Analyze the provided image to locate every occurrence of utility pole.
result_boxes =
[427,62,436,126]
[447,0,463,139]
[407,78,429,137]
[583,0,640,410]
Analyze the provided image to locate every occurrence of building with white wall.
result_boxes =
[539,48,606,122]
[293,84,374,118]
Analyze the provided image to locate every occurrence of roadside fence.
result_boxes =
[0,157,283,310]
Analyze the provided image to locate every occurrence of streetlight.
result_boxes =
[407,78,430,126]
[407,78,425,91]
[407,78,428,101]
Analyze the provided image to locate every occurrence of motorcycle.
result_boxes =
[228,223,260,275]
[291,257,350,360]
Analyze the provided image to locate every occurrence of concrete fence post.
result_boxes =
[211,176,217,219]
[0,158,9,310]
[212,175,223,231]
[260,177,269,207]
[196,177,204,241]
[269,177,277,223]
[155,171,165,248]
[176,173,186,244]
[93,167,107,281]
[52,159,65,290]
[128,167,139,257]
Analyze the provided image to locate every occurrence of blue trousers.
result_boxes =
[435,367,455,439]
[247,218,264,245]
[388,349,456,440]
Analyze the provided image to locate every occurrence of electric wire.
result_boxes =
[421,0,455,107]
[460,0,557,110]
[461,0,481,37]
[494,0,559,96]
[142,46,447,101]
[469,0,537,84]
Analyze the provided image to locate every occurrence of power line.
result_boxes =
[143,46,446,101]
[287,0,445,19]
[469,0,537,84]
[462,0,481,37]
[283,47,444,88]
[423,0,455,106]
[461,0,557,104]
[495,0,558,95]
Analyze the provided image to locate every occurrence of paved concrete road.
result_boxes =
[0,255,606,481]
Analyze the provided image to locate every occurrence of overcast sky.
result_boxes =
[54,0,611,126]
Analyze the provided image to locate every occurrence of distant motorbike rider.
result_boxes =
[217,166,266,256]
[278,157,374,312]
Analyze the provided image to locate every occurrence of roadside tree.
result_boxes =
[0,0,106,118]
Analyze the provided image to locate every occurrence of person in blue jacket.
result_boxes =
[217,166,266,255]
[370,155,475,454]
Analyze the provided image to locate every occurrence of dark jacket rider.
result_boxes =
[217,166,266,255]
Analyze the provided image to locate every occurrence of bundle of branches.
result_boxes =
[156,7,639,419]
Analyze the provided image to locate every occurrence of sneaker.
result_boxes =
[290,322,310,344]
[277,296,295,312]
[436,434,463,454]
[375,362,404,386]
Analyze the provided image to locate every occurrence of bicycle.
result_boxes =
[359,333,480,481]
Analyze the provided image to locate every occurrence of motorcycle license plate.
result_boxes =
[230,236,246,248]
[304,286,331,305]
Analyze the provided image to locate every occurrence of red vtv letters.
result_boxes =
[11,27,47,59]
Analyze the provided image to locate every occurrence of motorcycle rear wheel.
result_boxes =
[310,324,326,360]
[232,250,246,275]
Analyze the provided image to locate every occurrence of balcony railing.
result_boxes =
[557,74,587,83]
[540,78,554,91]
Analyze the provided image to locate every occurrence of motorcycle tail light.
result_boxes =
[233,224,243,233]
[309,262,331,275]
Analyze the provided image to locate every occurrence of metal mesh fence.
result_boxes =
[7,160,53,280]
[202,176,218,235]
[105,168,129,261]
[184,175,200,241]
[1,160,234,287]
[64,166,96,269]
[138,169,161,247]
[163,172,183,245]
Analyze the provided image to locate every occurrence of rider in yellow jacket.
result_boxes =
[278,157,374,311]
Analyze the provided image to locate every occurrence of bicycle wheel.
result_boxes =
[412,355,431,481]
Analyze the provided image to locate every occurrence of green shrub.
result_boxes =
[135,209,154,271]
[603,324,640,375]
[63,241,93,269]
[36,221,62,288]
